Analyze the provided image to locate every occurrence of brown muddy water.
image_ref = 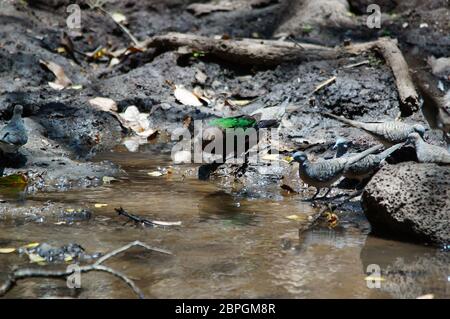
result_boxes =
[0,145,448,299]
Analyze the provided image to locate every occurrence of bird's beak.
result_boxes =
[284,155,294,163]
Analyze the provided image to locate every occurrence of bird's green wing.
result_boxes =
[209,116,256,129]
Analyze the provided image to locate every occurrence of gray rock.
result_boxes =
[362,162,450,245]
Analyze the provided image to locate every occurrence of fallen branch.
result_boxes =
[142,32,336,67]
[0,241,172,298]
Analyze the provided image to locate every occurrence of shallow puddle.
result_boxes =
[0,146,448,298]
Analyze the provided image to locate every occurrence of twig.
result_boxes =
[116,207,182,228]
[96,7,140,46]
[342,60,369,69]
[116,207,155,227]
[313,76,337,93]
[0,241,171,298]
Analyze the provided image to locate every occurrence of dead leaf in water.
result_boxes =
[22,242,40,249]
[417,294,434,299]
[39,59,72,89]
[148,171,164,177]
[94,203,108,208]
[280,184,298,194]
[325,212,339,228]
[0,248,16,254]
[286,214,307,222]
[152,220,182,226]
[102,176,117,184]
[27,253,46,263]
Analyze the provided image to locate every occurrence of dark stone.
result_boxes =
[362,162,450,246]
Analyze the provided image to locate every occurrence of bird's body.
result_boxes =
[198,115,278,180]
[334,140,404,181]
[0,105,27,154]
[408,133,450,164]
[324,113,425,147]
[208,115,257,130]
[293,144,383,199]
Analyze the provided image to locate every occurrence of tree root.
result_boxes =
[0,241,172,298]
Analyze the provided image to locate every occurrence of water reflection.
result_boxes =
[361,236,450,299]
[198,191,258,226]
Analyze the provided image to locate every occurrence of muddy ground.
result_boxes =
[0,0,449,263]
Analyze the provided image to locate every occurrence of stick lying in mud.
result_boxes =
[0,241,172,298]
[143,33,419,115]
[142,32,336,66]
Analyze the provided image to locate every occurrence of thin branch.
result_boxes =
[0,241,172,298]
[97,7,141,46]
[95,240,172,266]
[90,265,144,298]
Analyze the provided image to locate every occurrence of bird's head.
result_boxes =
[407,132,421,145]
[412,124,426,137]
[13,105,23,116]
[332,137,351,150]
[291,151,308,164]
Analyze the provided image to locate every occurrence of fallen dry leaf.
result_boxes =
[0,248,16,254]
[226,99,253,107]
[174,85,203,107]
[119,106,157,138]
[111,12,127,24]
[39,59,72,89]
[89,97,118,112]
